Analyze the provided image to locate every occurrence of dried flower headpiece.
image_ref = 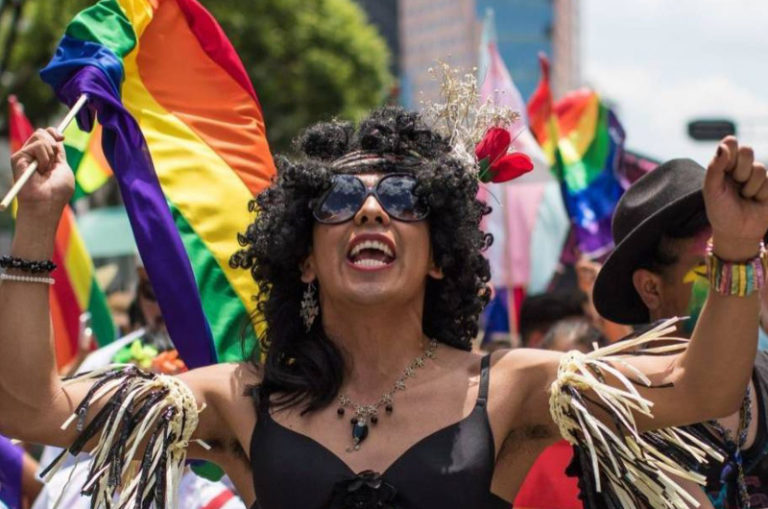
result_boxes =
[420,62,533,183]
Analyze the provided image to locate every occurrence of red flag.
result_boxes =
[527,53,557,149]
[8,95,34,152]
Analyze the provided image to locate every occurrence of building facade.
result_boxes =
[356,0,580,108]
[552,0,580,98]
[475,0,579,100]
[353,0,400,77]
[398,0,478,108]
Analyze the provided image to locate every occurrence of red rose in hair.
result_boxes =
[476,127,511,165]
[475,127,534,183]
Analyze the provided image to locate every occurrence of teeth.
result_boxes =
[353,259,387,268]
[349,240,394,258]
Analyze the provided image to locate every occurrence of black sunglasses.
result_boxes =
[313,174,430,224]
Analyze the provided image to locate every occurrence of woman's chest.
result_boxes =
[250,404,497,508]
[269,391,479,471]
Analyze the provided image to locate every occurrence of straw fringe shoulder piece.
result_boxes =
[549,317,726,509]
[39,365,207,509]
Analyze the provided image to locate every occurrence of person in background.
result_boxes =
[592,157,768,508]
[539,317,607,354]
[518,291,587,348]
[129,266,173,350]
[106,291,133,337]
[574,255,634,343]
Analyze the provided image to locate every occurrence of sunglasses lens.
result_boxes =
[314,175,366,223]
[378,176,428,221]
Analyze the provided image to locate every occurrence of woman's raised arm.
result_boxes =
[0,127,77,442]
[0,129,254,506]
[505,136,768,508]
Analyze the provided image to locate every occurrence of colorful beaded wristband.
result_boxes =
[706,242,768,297]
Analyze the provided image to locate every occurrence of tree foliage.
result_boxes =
[209,0,393,150]
[0,0,392,151]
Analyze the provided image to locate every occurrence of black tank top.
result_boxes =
[249,354,509,508]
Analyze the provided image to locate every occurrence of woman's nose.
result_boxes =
[354,195,391,226]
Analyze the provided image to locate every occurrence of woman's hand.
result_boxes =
[9,127,74,227]
[704,136,768,260]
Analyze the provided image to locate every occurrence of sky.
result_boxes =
[582,0,768,165]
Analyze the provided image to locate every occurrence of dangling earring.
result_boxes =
[301,281,319,332]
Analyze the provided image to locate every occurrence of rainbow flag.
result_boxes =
[8,96,116,369]
[40,0,275,368]
[528,55,625,258]
[64,120,113,201]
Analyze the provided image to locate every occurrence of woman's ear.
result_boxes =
[632,269,663,314]
[428,260,444,280]
[300,252,317,284]
[427,246,444,280]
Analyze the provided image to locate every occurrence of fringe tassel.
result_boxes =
[549,318,726,509]
[40,365,203,508]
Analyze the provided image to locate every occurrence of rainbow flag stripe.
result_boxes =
[41,0,276,367]
[51,207,116,365]
[64,121,113,200]
[528,58,625,257]
[8,96,115,368]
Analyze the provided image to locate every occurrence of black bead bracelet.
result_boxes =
[0,256,57,274]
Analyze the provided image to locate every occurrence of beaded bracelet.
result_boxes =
[706,242,768,297]
[0,256,57,274]
[0,273,55,285]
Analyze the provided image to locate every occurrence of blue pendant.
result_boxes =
[352,419,369,446]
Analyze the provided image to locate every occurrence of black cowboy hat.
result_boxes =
[593,158,706,325]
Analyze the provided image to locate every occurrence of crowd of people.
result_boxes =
[0,104,767,509]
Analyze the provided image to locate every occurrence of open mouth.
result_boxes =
[347,237,396,269]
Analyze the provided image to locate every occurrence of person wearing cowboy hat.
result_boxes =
[593,154,768,508]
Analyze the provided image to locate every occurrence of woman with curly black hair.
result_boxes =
[3,105,768,509]
[231,107,494,415]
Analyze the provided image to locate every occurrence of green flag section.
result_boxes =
[63,121,113,201]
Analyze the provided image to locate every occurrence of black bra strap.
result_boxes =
[477,354,491,407]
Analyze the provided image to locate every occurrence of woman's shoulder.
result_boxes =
[436,345,560,379]
[480,347,562,388]
[178,362,262,454]
[179,361,263,402]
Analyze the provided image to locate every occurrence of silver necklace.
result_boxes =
[337,338,438,452]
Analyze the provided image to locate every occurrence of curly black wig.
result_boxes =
[230,106,493,414]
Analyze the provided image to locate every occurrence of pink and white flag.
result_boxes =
[478,9,568,296]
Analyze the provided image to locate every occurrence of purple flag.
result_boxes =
[0,435,23,509]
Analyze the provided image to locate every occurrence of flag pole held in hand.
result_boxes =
[0,93,89,212]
